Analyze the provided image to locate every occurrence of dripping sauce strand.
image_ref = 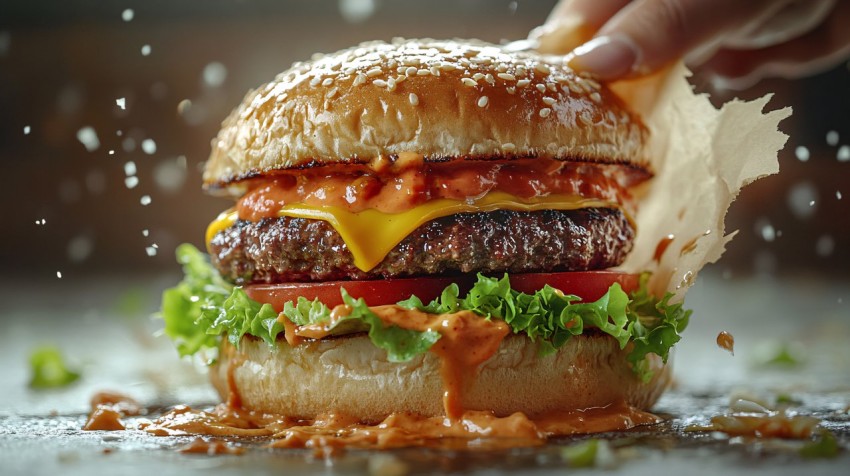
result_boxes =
[131,304,661,450]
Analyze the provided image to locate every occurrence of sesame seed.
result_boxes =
[373,79,388,88]
[343,67,356,75]
[516,66,527,76]
[430,66,440,76]
[387,59,398,68]
[409,93,419,106]
[497,73,516,81]
[502,143,516,152]
[327,87,339,98]
[516,79,531,88]
[441,63,457,71]
[585,78,601,90]
[535,84,547,93]
[579,112,593,126]
[539,108,552,118]
[589,92,602,103]
[567,82,583,94]
[309,76,321,87]
[542,97,556,105]
[405,66,417,76]
[321,77,334,87]
[506,86,516,95]
[461,78,477,87]
[366,67,382,77]
[485,73,495,85]
[472,73,485,81]
[477,96,489,108]
[496,64,508,73]
[387,77,397,91]
[353,73,367,86]
[395,74,407,83]
[535,63,551,75]
[417,69,431,76]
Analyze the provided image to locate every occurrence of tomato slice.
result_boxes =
[245,271,638,312]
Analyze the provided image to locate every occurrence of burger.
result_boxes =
[160,39,690,432]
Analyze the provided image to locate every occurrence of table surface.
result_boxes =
[1,271,848,475]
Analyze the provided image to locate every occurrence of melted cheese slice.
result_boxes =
[206,192,616,272]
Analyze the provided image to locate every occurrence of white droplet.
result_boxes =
[826,130,839,146]
[124,161,137,176]
[121,8,134,21]
[816,235,835,257]
[141,44,151,56]
[56,271,63,279]
[202,62,227,87]
[140,195,152,206]
[786,182,818,220]
[23,125,31,135]
[154,158,187,192]
[754,217,775,242]
[125,176,139,189]
[508,1,518,13]
[116,97,126,110]
[145,246,158,257]
[108,149,115,155]
[838,145,850,162]
[141,138,157,155]
[794,146,809,162]
[116,130,123,136]
[338,0,376,23]
[142,229,149,237]
[67,235,93,263]
[35,218,46,225]
[838,190,843,200]
[76,126,100,152]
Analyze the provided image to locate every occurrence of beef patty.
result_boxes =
[209,208,634,284]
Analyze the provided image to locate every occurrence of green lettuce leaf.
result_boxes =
[160,244,691,380]
[283,290,441,362]
[28,346,81,389]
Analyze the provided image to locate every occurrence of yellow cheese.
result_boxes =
[206,192,615,272]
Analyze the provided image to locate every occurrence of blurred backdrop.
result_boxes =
[1,0,848,283]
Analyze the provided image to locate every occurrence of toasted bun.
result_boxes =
[204,38,648,194]
[211,333,670,422]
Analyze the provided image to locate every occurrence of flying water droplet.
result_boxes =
[141,139,157,155]
[202,62,227,87]
[338,0,376,23]
[124,161,136,176]
[23,125,31,135]
[826,130,839,146]
[816,235,835,257]
[121,9,134,22]
[125,176,139,189]
[116,97,126,110]
[76,126,100,152]
[838,145,850,162]
[786,182,818,220]
[794,146,810,162]
[141,44,151,56]
[140,195,152,206]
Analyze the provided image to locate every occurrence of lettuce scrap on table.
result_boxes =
[161,244,690,381]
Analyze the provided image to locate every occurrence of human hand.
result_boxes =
[531,0,850,88]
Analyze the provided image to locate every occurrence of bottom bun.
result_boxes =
[211,333,671,422]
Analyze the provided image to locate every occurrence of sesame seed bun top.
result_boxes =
[204,38,648,193]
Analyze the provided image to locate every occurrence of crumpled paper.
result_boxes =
[612,65,791,299]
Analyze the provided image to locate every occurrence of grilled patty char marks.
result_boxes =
[209,208,634,284]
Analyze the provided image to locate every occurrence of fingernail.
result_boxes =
[568,35,641,80]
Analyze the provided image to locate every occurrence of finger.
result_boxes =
[701,21,850,89]
[568,0,778,80]
[532,0,631,54]
[723,0,836,50]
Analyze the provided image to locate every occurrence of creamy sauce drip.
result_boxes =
[83,391,142,431]
[179,437,246,455]
[237,158,640,218]
[296,305,510,420]
[140,401,659,450]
